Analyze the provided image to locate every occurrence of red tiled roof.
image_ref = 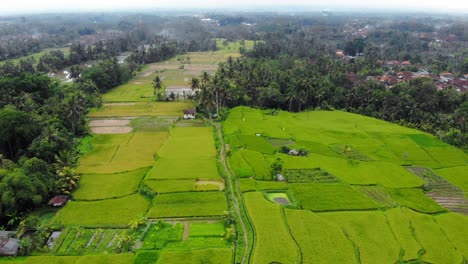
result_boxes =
[48,195,68,206]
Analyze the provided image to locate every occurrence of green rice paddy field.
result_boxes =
[7,40,468,263]
[13,44,246,264]
[225,106,468,264]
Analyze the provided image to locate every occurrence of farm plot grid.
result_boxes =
[30,46,241,264]
[225,106,468,264]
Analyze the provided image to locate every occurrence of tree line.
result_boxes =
[193,33,468,150]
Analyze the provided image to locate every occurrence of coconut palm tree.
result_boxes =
[153,76,163,98]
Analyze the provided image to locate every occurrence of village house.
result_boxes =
[401,61,411,66]
[440,72,454,83]
[183,108,196,120]
[48,195,68,207]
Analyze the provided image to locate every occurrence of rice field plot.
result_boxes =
[294,140,341,158]
[229,151,254,178]
[408,134,468,166]
[189,221,225,237]
[435,166,468,193]
[6,254,134,264]
[386,188,446,213]
[78,132,167,174]
[435,213,468,259]
[141,222,184,250]
[329,144,372,161]
[283,168,340,183]
[322,160,424,188]
[147,192,228,218]
[404,208,464,264]
[88,102,192,117]
[236,135,276,154]
[238,149,271,180]
[156,248,233,264]
[52,194,150,226]
[134,251,159,264]
[384,208,422,261]
[73,167,150,200]
[406,166,468,213]
[406,166,460,191]
[289,183,379,211]
[355,185,397,208]
[103,82,154,102]
[144,179,223,193]
[239,178,288,192]
[157,127,217,159]
[145,157,220,180]
[320,211,401,263]
[55,228,128,255]
[367,132,439,167]
[130,117,178,132]
[243,192,299,264]
[165,237,231,250]
[284,209,358,264]
[88,118,133,134]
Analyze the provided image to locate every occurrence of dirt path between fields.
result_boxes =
[215,124,250,264]
[182,222,190,241]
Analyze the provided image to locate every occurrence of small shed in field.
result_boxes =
[183,108,196,119]
[48,195,68,207]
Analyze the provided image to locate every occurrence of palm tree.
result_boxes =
[56,166,80,195]
[190,77,200,91]
[153,76,163,98]
[54,150,78,171]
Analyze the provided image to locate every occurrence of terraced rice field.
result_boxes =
[20,42,249,264]
[225,106,468,264]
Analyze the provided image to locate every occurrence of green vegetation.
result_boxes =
[0,47,70,66]
[384,208,422,261]
[141,222,183,250]
[189,221,225,237]
[387,188,446,213]
[134,251,159,264]
[355,185,397,208]
[148,192,227,218]
[244,192,298,264]
[290,184,379,211]
[52,194,150,226]
[78,133,167,174]
[88,102,192,117]
[156,248,233,264]
[435,166,468,193]
[406,209,464,263]
[145,157,219,180]
[321,211,401,263]
[285,209,357,264]
[73,167,150,200]
[144,179,222,193]
[283,168,340,183]
[55,228,128,255]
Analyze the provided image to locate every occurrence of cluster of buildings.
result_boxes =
[341,56,468,93]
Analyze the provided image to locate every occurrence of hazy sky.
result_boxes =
[1,0,467,13]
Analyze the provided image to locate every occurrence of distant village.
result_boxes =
[338,50,468,93]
